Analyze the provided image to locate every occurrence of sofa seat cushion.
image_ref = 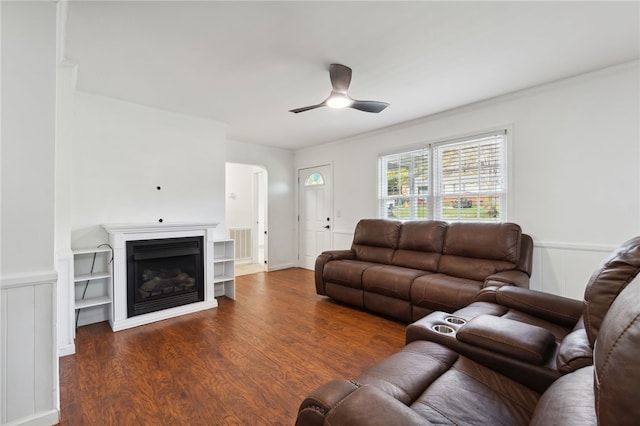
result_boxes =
[362,265,429,300]
[411,273,484,313]
[323,260,378,289]
[355,341,540,425]
[530,367,596,426]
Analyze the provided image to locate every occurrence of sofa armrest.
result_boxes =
[296,379,430,426]
[473,285,501,303]
[495,286,583,328]
[296,379,360,426]
[556,327,593,374]
[485,270,531,288]
[457,315,556,365]
[314,250,356,294]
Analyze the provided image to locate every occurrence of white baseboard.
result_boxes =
[58,343,76,357]
[267,263,298,272]
[4,409,59,426]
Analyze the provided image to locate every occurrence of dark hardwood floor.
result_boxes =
[59,268,406,425]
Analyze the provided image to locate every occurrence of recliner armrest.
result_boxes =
[296,379,430,426]
[320,249,357,261]
[314,250,356,294]
[485,270,531,288]
[457,315,556,365]
[495,286,583,328]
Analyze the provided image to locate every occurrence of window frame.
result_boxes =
[378,129,510,222]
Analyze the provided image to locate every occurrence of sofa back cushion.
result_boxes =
[593,274,640,424]
[582,235,640,345]
[443,222,522,262]
[392,220,447,271]
[352,219,401,264]
[439,256,516,281]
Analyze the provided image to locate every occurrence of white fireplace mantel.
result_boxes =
[102,222,219,331]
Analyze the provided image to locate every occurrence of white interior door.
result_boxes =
[299,165,332,270]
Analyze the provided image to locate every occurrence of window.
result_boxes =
[304,172,325,186]
[379,130,507,222]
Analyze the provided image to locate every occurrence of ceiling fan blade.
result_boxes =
[329,64,352,93]
[289,102,326,114]
[349,100,389,113]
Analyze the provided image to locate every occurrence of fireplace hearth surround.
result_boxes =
[103,222,219,331]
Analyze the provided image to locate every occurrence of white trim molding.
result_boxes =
[1,271,58,290]
[2,409,59,426]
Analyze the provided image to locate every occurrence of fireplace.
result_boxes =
[126,236,204,317]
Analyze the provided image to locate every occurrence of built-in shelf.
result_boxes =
[213,239,236,299]
[73,246,113,328]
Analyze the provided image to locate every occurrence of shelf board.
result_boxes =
[74,272,111,282]
[73,247,112,255]
[75,296,111,309]
[213,257,235,263]
[213,275,235,283]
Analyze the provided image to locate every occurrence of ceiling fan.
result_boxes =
[289,64,389,114]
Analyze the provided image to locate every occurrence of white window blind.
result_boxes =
[379,130,507,222]
[378,148,430,220]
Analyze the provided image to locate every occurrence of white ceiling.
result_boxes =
[63,1,640,150]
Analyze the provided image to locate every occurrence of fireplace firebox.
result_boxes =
[126,236,204,317]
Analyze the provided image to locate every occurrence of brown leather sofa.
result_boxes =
[405,236,640,392]
[296,272,640,425]
[315,219,533,322]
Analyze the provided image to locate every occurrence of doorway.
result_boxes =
[298,164,333,270]
[225,163,268,275]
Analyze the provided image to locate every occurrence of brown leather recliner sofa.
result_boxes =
[404,236,640,393]
[315,219,533,322]
[296,269,640,425]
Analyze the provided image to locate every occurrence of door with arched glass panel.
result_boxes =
[298,165,332,270]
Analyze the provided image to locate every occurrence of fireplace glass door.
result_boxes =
[126,236,204,317]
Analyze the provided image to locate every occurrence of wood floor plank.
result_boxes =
[58,268,405,425]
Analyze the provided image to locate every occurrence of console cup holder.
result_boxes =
[445,316,466,325]
[432,324,455,335]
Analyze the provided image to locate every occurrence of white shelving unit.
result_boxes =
[73,246,113,328]
[213,239,235,299]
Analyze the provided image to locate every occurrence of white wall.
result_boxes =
[0,2,59,425]
[226,140,296,270]
[225,163,255,230]
[295,62,640,299]
[70,92,227,247]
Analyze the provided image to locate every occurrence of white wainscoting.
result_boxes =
[530,242,615,300]
[332,230,354,251]
[1,272,59,426]
[331,230,615,300]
